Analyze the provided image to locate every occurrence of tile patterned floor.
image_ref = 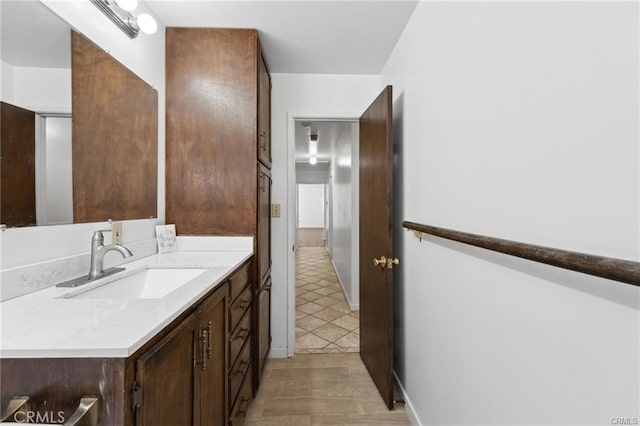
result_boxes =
[246,353,410,425]
[298,228,325,247]
[296,247,359,354]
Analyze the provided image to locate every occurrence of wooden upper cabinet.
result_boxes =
[257,50,271,169]
[166,28,271,235]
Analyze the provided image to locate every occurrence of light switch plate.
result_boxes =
[112,222,123,244]
[272,204,281,218]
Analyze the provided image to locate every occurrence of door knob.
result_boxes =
[373,256,386,267]
[386,257,400,269]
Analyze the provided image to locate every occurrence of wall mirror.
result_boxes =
[0,0,157,228]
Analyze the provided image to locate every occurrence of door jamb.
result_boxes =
[286,112,359,357]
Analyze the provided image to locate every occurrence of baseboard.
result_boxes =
[393,370,422,426]
[267,346,289,358]
[329,258,359,311]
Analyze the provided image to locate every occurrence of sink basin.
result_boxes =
[70,268,208,299]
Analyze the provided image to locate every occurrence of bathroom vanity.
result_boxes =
[0,248,253,426]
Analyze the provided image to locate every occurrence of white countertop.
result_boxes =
[0,247,253,358]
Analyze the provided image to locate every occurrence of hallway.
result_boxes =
[295,247,359,354]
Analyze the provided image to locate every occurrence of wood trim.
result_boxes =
[402,221,640,287]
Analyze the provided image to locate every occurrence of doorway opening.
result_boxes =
[292,119,360,354]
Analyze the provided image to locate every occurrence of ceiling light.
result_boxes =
[308,141,318,156]
[131,13,158,35]
[91,0,158,39]
[309,156,318,165]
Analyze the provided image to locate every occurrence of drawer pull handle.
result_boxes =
[1,395,100,426]
[234,327,249,340]
[232,360,250,376]
[1,396,30,422]
[234,300,250,310]
[65,396,100,426]
[238,398,250,417]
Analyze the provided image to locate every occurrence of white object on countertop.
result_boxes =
[155,224,178,253]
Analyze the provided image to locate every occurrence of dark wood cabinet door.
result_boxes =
[136,311,198,426]
[258,165,271,286]
[166,28,258,235]
[197,285,228,426]
[257,279,271,381]
[257,51,271,168]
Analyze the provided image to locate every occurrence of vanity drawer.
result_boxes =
[230,309,251,364]
[229,285,252,333]
[229,261,251,303]
[229,338,252,407]
[229,365,253,426]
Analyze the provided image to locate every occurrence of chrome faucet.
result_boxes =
[88,229,133,279]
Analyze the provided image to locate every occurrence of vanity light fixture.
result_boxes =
[309,156,318,165]
[91,0,158,39]
[112,0,138,11]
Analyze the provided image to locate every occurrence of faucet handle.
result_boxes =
[92,229,112,240]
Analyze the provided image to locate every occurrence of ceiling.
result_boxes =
[1,1,71,68]
[295,120,354,164]
[1,1,418,75]
[148,0,418,74]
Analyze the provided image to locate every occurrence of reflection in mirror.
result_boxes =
[1,1,158,228]
[1,0,72,227]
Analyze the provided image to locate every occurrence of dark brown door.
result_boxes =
[1,101,36,227]
[359,85,396,409]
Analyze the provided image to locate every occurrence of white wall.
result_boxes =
[0,1,165,299]
[43,117,73,225]
[298,184,325,228]
[296,162,329,184]
[1,60,16,102]
[328,123,359,309]
[1,62,71,113]
[382,2,640,425]
[270,73,380,356]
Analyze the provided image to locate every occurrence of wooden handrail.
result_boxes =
[402,221,640,287]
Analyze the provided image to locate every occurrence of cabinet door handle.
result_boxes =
[206,321,212,360]
[196,328,208,371]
